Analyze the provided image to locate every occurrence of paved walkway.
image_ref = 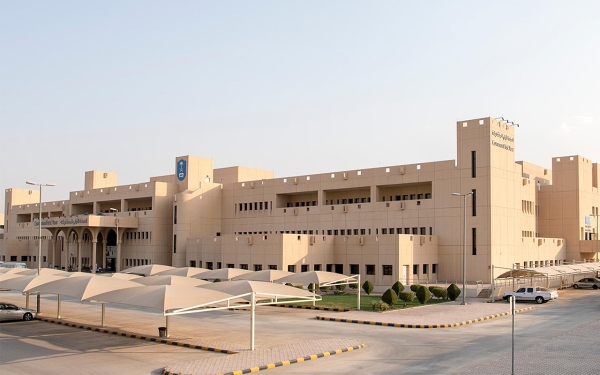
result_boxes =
[1,291,536,375]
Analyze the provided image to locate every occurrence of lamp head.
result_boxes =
[26,181,36,186]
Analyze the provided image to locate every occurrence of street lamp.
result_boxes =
[452,191,473,305]
[591,212,599,263]
[26,181,55,313]
[109,208,119,272]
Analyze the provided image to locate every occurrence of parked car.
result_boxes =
[503,286,558,304]
[573,278,600,290]
[0,303,37,321]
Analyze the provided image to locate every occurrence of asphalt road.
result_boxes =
[0,288,598,375]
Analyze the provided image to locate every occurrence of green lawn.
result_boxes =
[289,293,448,310]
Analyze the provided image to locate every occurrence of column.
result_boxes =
[116,228,121,272]
[51,239,57,269]
[77,239,83,272]
[91,239,97,274]
[102,238,107,269]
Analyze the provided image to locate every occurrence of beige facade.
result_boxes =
[2,118,598,285]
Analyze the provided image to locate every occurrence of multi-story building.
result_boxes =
[2,117,598,286]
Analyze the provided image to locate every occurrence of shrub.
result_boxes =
[428,286,436,293]
[308,283,318,292]
[410,284,423,293]
[294,285,304,290]
[381,288,398,306]
[398,291,415,307]
[447,283,461,301]
[371,301,391,312]
[213,278,221,283]
[285,283,294,287]
[392,281,405,295]
[349,283,358,290]
[362,280,374,295]
[416,286,431,304]
[431,287,448,300]
[320,285,331,293]
[335,284,346,291]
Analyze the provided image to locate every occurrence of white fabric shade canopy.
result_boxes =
[121,264,175,276]
[192,268,253,280]
[232,270,293,282]
[132,275,210,287]
[199,280,318,302]
[276,271,356,285]
[155,267,210,277]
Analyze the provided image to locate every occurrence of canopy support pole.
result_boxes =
[357,274,361,310]
[101,303,105,327]
[491,265,495,303]
[250,292,255,351]
[165,314,170,337]
[26,292,30,309]
[57,294,61,318]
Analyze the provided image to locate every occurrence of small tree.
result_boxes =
[335,284,347,291]
[410,284,423,293]
[398,291,415,307]
[447,283,461,301]
[362,280,374,295]
[381,288,398,306]
[431,287,448,300]
[320,285,331,293]
[308,283,318,292]
[392,281,405,296]
[349,283,359,290]
[416,285,431,304]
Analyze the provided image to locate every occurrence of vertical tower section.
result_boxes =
[455,117,518,282]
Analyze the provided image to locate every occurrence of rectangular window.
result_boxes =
[269,265,277,270]
[413,264,418,275]
[360,229,366,235]
[423,264,428,274]
[217,262,222,269]
[472,228,477,255]
[190,260,197,267]
[265,201,269,210]
[350,264,359,274]
[327,230,332,235]
[240,264,249,270]
[471,151,477,178]
[382,265,393,276]
[432,264,437,274]
[410,194,416,200]
[326,264,333,272]
[472,189,477,216]
[21,255,27,261]
[313,264,322,271]
[366,264,375,275]
[254,264,263,271]
[287,265,296,272]
[301,265,309,272]
[239,203,243,212]
[389,228,395,234]
[227,263,234,268]
[173,205,177,224]
[207,262,213,270]
[382,228,387,234]
[412,228,418,234]
[173,235,177,253]
[420,227,426,235]
[334,230,339,235]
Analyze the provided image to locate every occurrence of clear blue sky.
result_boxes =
[1,1,599,208]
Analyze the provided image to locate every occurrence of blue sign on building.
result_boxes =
[177,159,187,181]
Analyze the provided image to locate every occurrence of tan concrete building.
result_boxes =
[2,117,598,286]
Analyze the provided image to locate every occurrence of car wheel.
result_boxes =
[573,284,579,289]
[23,313,33,321]
[593,285,598,290]
[535,296,544,304]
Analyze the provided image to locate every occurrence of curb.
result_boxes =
[163,343,365,375]
[315,306,535,328]
[36,317,238,354]
[273,304,349,312]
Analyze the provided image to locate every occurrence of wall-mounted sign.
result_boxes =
[177,159,187,181]
[491,130,515,152]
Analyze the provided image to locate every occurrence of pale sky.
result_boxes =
[1,1,599,210]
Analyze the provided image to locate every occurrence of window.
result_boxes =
[350,264,359,274]
[382,265,393,276]
[21,255,27,261]
[420,227,426,235]
[287,265,296,272]
[432,264,437,274]
[413,264,418,275]
[173,205,177,224]
[207,262,213,270]
[254,264,262,271]
[190,260,196,267]
[217,262,222,269]
[173,235,177,253]
[326,264,333,272]
[471,151,477,178]
[382,228,387,234]
[313,264,321,271]
[366,264,375,275]
[472,189,477,216]
[269,265,277,270]
[240,264,249,270]
[301,265,309,272]
[472,228,477,255]
[423,264,428,274]
[410,194,416,200]
[227,263,234,268]
[412,228,418,234]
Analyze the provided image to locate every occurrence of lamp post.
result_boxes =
[591,212,599,263]
[26,181,55,313]
[109,208,119,272]
[452,191,473,305]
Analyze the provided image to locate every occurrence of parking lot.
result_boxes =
[1,288,599,375]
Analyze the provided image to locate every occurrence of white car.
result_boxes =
[503,286,558,304]
[0,303,37,321]
[572,278,600,290]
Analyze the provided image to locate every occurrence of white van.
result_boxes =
[0,262,27,269]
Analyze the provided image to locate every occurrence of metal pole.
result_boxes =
[596,214,599,263]
[37,185,42,313]
[57,294,61,318]
[357,274,361,311]
[511,295,515,375]
[462,194,467,305]
[251,292,256,351]
[101,303,105,327]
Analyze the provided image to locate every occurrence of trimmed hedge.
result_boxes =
[336,284,347,291]
[381,288,398,306]
[398,291,415,307]
[430,286,448,300]
[362,280,374,295]
[410,284,423,293]
[392,281,405,295]
[416,285,431,304]
[308,283,318,292]
[447,283,461,301]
